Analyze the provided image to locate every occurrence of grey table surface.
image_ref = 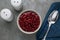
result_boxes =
[0,0,60,40]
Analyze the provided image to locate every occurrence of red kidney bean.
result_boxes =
[18,11,40,32]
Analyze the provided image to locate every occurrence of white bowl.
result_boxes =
[17,9,42,34]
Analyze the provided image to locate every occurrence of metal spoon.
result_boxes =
[42,10,59,40]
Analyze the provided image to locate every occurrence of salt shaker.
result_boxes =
[11,0,22,11]
[0,8,13,22]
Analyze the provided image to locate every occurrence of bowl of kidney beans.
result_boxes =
[17,9,42,34]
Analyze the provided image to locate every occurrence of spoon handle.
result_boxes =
[42,23,52,40]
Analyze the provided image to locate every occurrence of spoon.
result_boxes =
[42,10,59,40]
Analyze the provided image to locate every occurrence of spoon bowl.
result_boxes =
[48,10,59,24]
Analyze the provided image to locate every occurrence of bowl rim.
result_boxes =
[17,9,42,34]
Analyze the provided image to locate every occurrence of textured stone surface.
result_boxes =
[0,0,59,40]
